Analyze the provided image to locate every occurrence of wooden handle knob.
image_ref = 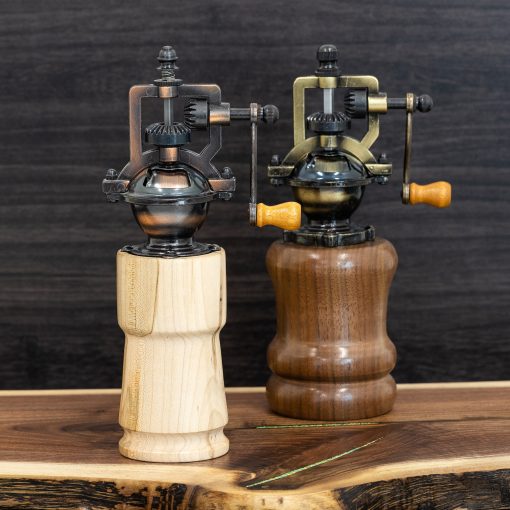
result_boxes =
[409,181,451,208]
[256,202,301,230]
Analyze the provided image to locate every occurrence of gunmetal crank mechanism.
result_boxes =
[103,45,286,257]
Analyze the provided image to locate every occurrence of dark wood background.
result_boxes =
[0,0,508,389]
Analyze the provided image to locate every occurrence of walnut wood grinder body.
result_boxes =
[266,238,398,420]
[117,249,229,462]
[262,45,450,420]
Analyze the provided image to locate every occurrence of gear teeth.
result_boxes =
[344,91,356,117]
[183,98,209,129]
[145,123,190,136]
[144,121,191,147]
[306,111,350,134]
[344,90,367,119]
[183,101,199,127]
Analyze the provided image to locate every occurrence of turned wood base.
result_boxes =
[116,249,229,462]
[266,238,398,421]
[119,427,229,463]
[267,374,396,421]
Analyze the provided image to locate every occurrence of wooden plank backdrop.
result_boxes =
[0,0,508,388]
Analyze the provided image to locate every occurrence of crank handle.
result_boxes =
[403,181,451,208]
[255,202,301,230]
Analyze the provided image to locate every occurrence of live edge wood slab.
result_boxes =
[0,383,509,509]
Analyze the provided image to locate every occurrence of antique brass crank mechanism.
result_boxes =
[266,44,451,246]
[345,88,450,207]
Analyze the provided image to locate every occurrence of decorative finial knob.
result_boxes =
[157,45,178,81]
[416,94,433,112]
[315,44,340,77]
[261,104,279,124]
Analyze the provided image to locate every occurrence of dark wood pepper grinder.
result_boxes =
[261,45,451,421]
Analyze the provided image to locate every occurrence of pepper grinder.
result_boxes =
[103,46,297,462]
[262,44,451,421]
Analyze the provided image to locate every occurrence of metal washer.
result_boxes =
[283,225,375,247]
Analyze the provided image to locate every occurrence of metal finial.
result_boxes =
[157,45,178,79]
[315,44,340,77]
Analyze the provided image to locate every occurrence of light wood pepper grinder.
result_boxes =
[103,46,294,462]
[261,44,451,421]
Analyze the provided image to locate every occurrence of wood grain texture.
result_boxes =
[0,384,509,508]
[0,0,509,389]
[117,250,229,462]
[266,238,398,420]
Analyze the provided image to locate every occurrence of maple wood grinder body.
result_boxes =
[262,45,451,420]
[103,46,282,461]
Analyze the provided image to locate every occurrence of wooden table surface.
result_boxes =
[0,382,509,509]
